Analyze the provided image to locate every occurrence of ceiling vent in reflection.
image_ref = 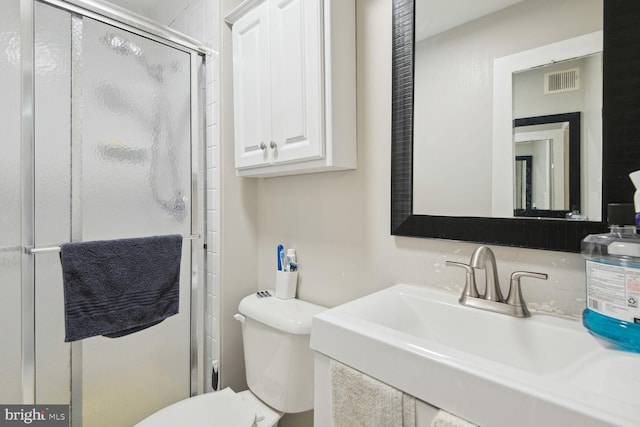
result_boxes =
[544,67,580,95]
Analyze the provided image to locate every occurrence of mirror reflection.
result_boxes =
[412,0,603,220]
[513,112,581,218]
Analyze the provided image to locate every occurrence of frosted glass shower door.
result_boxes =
[0,0,22,404]
[77,17,192,427]
[34,3,194,426]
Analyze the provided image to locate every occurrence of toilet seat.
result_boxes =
[135,388,257,427]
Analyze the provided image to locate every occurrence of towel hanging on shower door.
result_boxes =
[59,234,183,342]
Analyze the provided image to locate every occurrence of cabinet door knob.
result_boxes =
[259,142,267,150]
[270,141,278,150]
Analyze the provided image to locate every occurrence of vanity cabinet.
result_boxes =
[225,0,356,178]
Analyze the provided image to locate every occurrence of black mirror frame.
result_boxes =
[391,0,640,252]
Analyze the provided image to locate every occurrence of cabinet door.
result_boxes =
[232,2,272,169]
[270,0,324,164]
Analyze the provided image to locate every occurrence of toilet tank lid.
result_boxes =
[238,292,326,335]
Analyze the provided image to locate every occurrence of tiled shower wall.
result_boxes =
[153,0,220,393]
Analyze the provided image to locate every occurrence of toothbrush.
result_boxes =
[277,244,284,271]
[279,248,287,272]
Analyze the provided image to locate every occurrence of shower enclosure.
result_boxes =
[1,0,209,425]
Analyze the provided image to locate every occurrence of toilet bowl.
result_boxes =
[135,387,281,427]
[136,291,326,427]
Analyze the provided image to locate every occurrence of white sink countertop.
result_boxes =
[310,284,640,427]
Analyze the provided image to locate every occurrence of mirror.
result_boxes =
[513,112,581,218]
[391,0,640,252]
[412,0,601,219]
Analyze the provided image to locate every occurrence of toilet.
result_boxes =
[136,291,326,426]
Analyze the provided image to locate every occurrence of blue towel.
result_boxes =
[60,235,183,342]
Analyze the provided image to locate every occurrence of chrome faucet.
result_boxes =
[446,246,548,317]
[469,246,503,302]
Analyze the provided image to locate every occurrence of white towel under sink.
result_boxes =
[329,359,415,427]
[430,409,478,427]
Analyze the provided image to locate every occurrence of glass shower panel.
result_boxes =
[0,0,22,403]
[77,18,192,427]
[33,5,193,425]
[34,2,72,405]
[80,22,192,236]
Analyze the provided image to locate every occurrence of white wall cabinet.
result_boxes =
[225,0,356,178]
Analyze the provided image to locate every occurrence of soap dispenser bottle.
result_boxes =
[582,202,640,352]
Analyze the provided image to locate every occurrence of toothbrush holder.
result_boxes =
[275,270,298,299]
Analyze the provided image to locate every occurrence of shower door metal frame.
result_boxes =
[19,0,212,410]
[20,0,36,406]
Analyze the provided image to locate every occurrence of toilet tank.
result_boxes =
[237,293,326,413]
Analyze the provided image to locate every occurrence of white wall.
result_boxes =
[219,0,259,394]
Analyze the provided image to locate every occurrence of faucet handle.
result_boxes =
[505,271,548,317]
[445,261,479,300]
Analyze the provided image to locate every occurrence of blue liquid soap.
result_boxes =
[582,225,640,352]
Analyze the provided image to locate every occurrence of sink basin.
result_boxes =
[334,283,599,375]
[311,284,640,427]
